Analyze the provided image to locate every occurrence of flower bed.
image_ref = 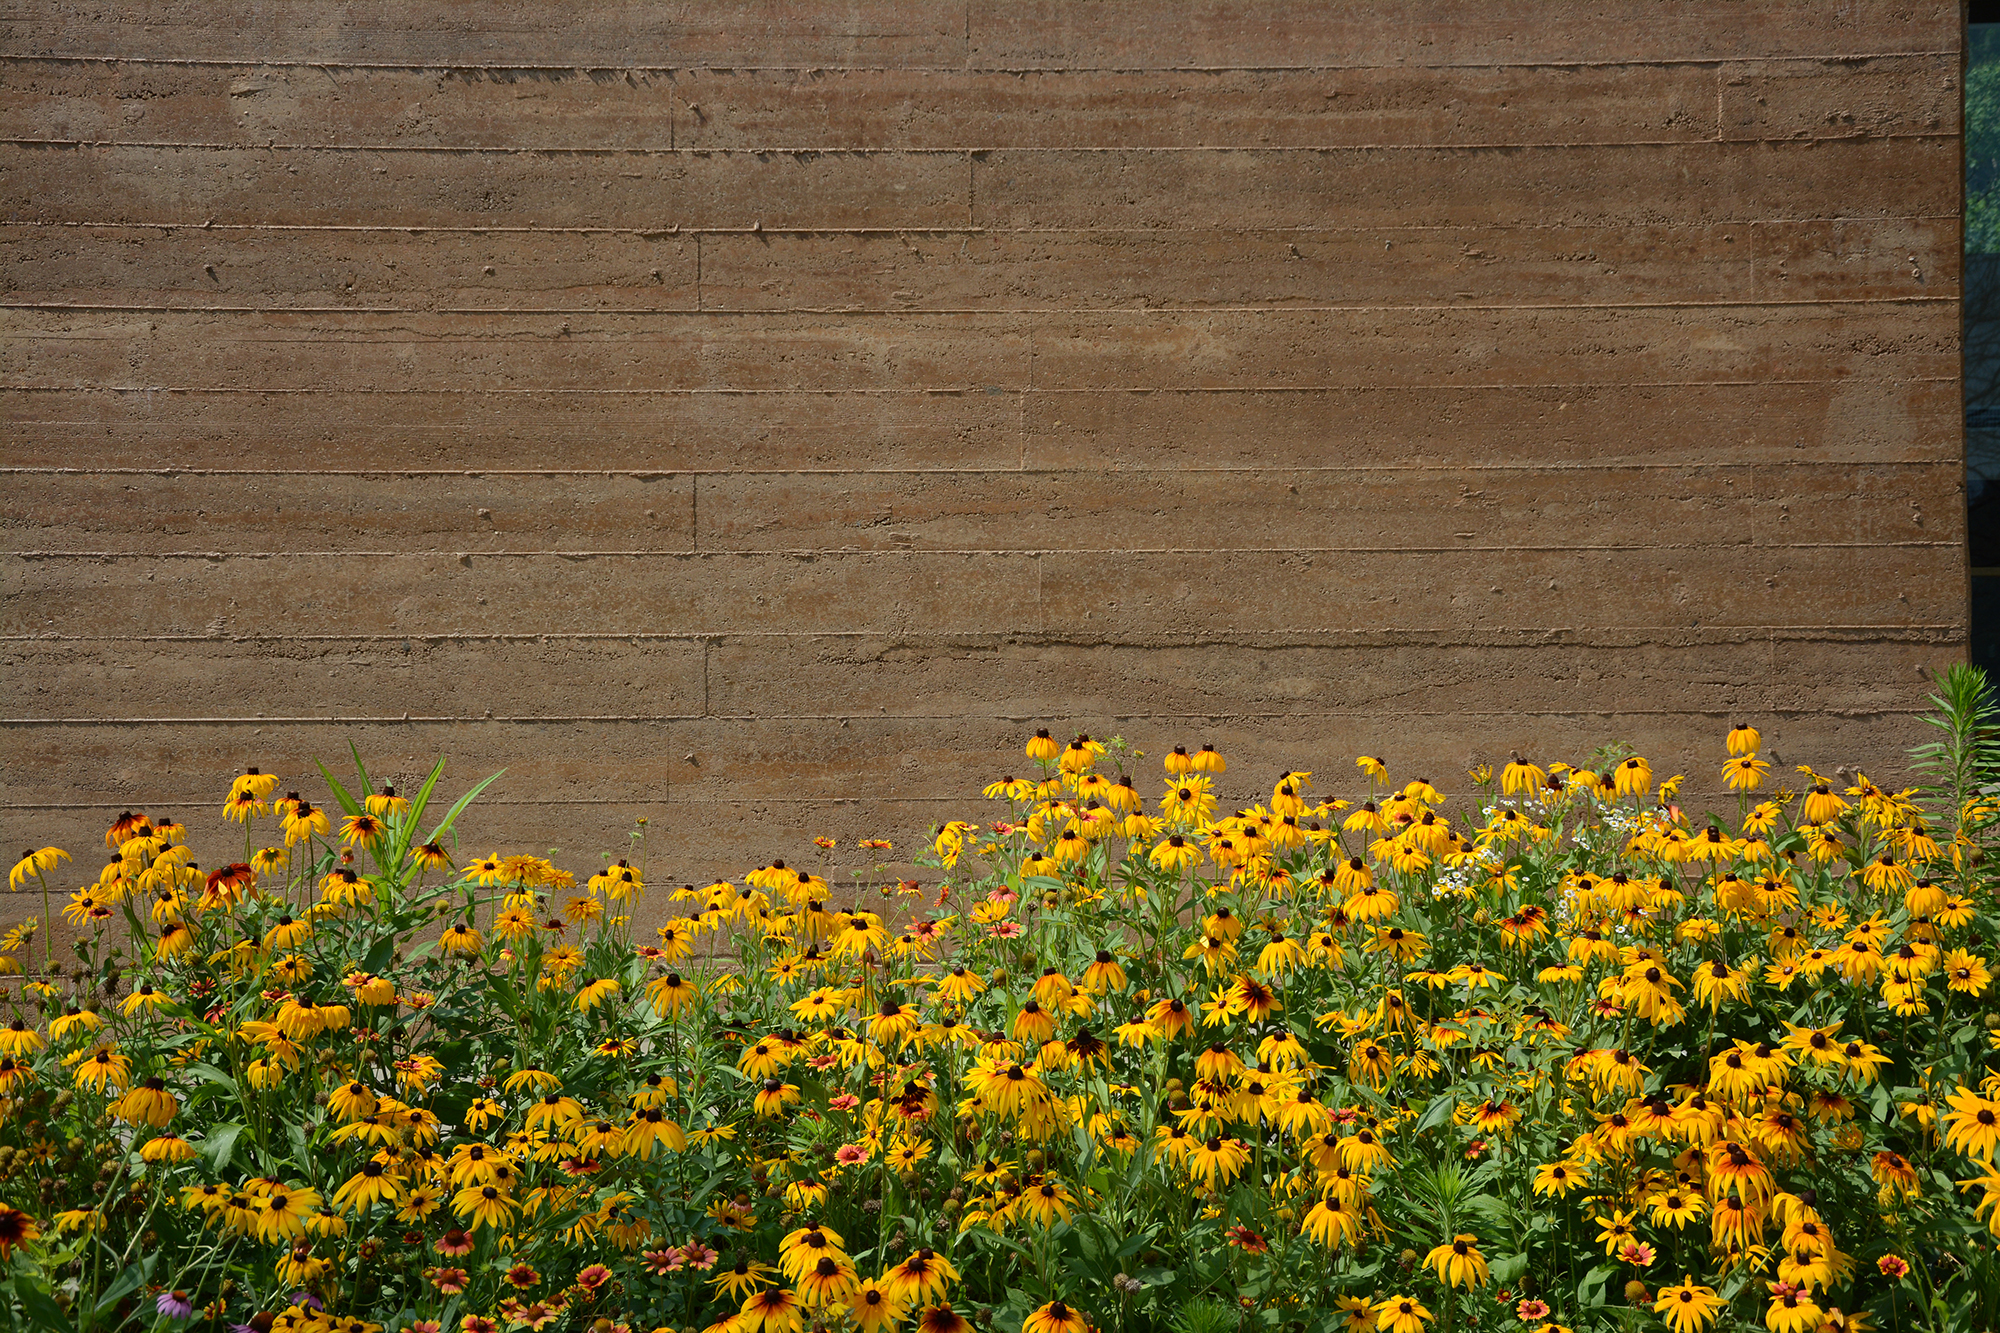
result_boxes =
[4,671,2000,1333]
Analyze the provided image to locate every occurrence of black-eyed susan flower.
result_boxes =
[228,768,280,805]
[1023,1301,1092,1333]
[645,971,698,1018]
[795,1254,859,1309]
[1836,1038,1891,1085]
[327,1081,378,1123]
[1229,976,1280,1022]
[0,1206,38,1263]
[1181,932,1236,973]
[843,1279,907,1333]
[339,813,385,848]
[775,1221,844,1278]
[1373,1295,1431,1333]
[1720,752,1768,791]
[72,1042,130,1093]
[7,846,69,891]
[331,1160,404,1213]
[488,908,533,945]
[262,913,310,950]
[1347,1042,1394,1090]
[1016,1178,1077,1227]
[1500,756,1544,795]
[1593,1210,1641,1258]
[1761,1282,1820,1333]
[1423,1233,1489,1288]
[739,1285,806,1333]
[1610,755,1651,798]
[880,1245,958,1308]
[913,1306,972,1333]
[867,997,921,1047]
[622,1105,687,1158]
[407,840,452,873]
[1080,949,1126,992]
[753,1080,800,1118]
[0,1019,42,1059]
[1945,1086,2000,1160]
[253,1184,321,1243]
[139,1134,195,1164]
[344,971,396,1006]
[1708,1194,1765,1251]
[438,921,483,957]
[924,965,981,1008]
[1648,1189,1706,1229]
[1526,1160,1585,1199]
[1299,1194,1364,1248]
[1651,1277,1724,1333]
[223,785,268,822]
[1867,1149,1920,1200]
[1180,1136,1247,1191]
[451,1183,516,1233]
[1159,782,1215,828]
[1466,1098,1521,1137]
[573,976,619,1012]
[358,783,406,817]
[708,1257,776,1301]
[1945,947,1993,995]
[279,802,329,847]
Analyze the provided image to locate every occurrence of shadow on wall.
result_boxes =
[1970,27,2000,667]
[1970,257,2000,668]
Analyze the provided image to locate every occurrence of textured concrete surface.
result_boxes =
[0,2,1968,939]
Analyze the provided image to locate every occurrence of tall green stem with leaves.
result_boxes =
[1911,664,2000,885]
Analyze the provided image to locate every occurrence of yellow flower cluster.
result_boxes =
[0,688,1993,1332]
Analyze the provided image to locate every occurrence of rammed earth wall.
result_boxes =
[0,2,1969,930]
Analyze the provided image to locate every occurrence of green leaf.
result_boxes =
[424,768,507,846]
[976,1230,1035,1261]
[1414,1092,1456,1134]
[348,739,375,802]
[198,1123,244,1174]
[363,934,397,976]
[185,1063,240,1095]
[92,1253,157,1314]
[315,758,365,819]
[1578,1263,1618,1309]
[388,757,449,867]
[1490,1252,1529,1286]
[15,1279,70,1331]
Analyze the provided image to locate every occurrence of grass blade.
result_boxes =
[349,739,375,804]
[390,757,449,866]
[315,758,363,819]
[424,768,506,847]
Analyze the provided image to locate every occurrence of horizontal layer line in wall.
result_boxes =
[3,379,1957,394]
[4,298,1957,316]
[8,218,1958,234]
[0,706,1938,726]
[8,625,1968,640]
[1,462,1955,477]
[1,52,1960,70]
[6,542,1961,558]
[10,303,1951,323]
[7,135,1951,155]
